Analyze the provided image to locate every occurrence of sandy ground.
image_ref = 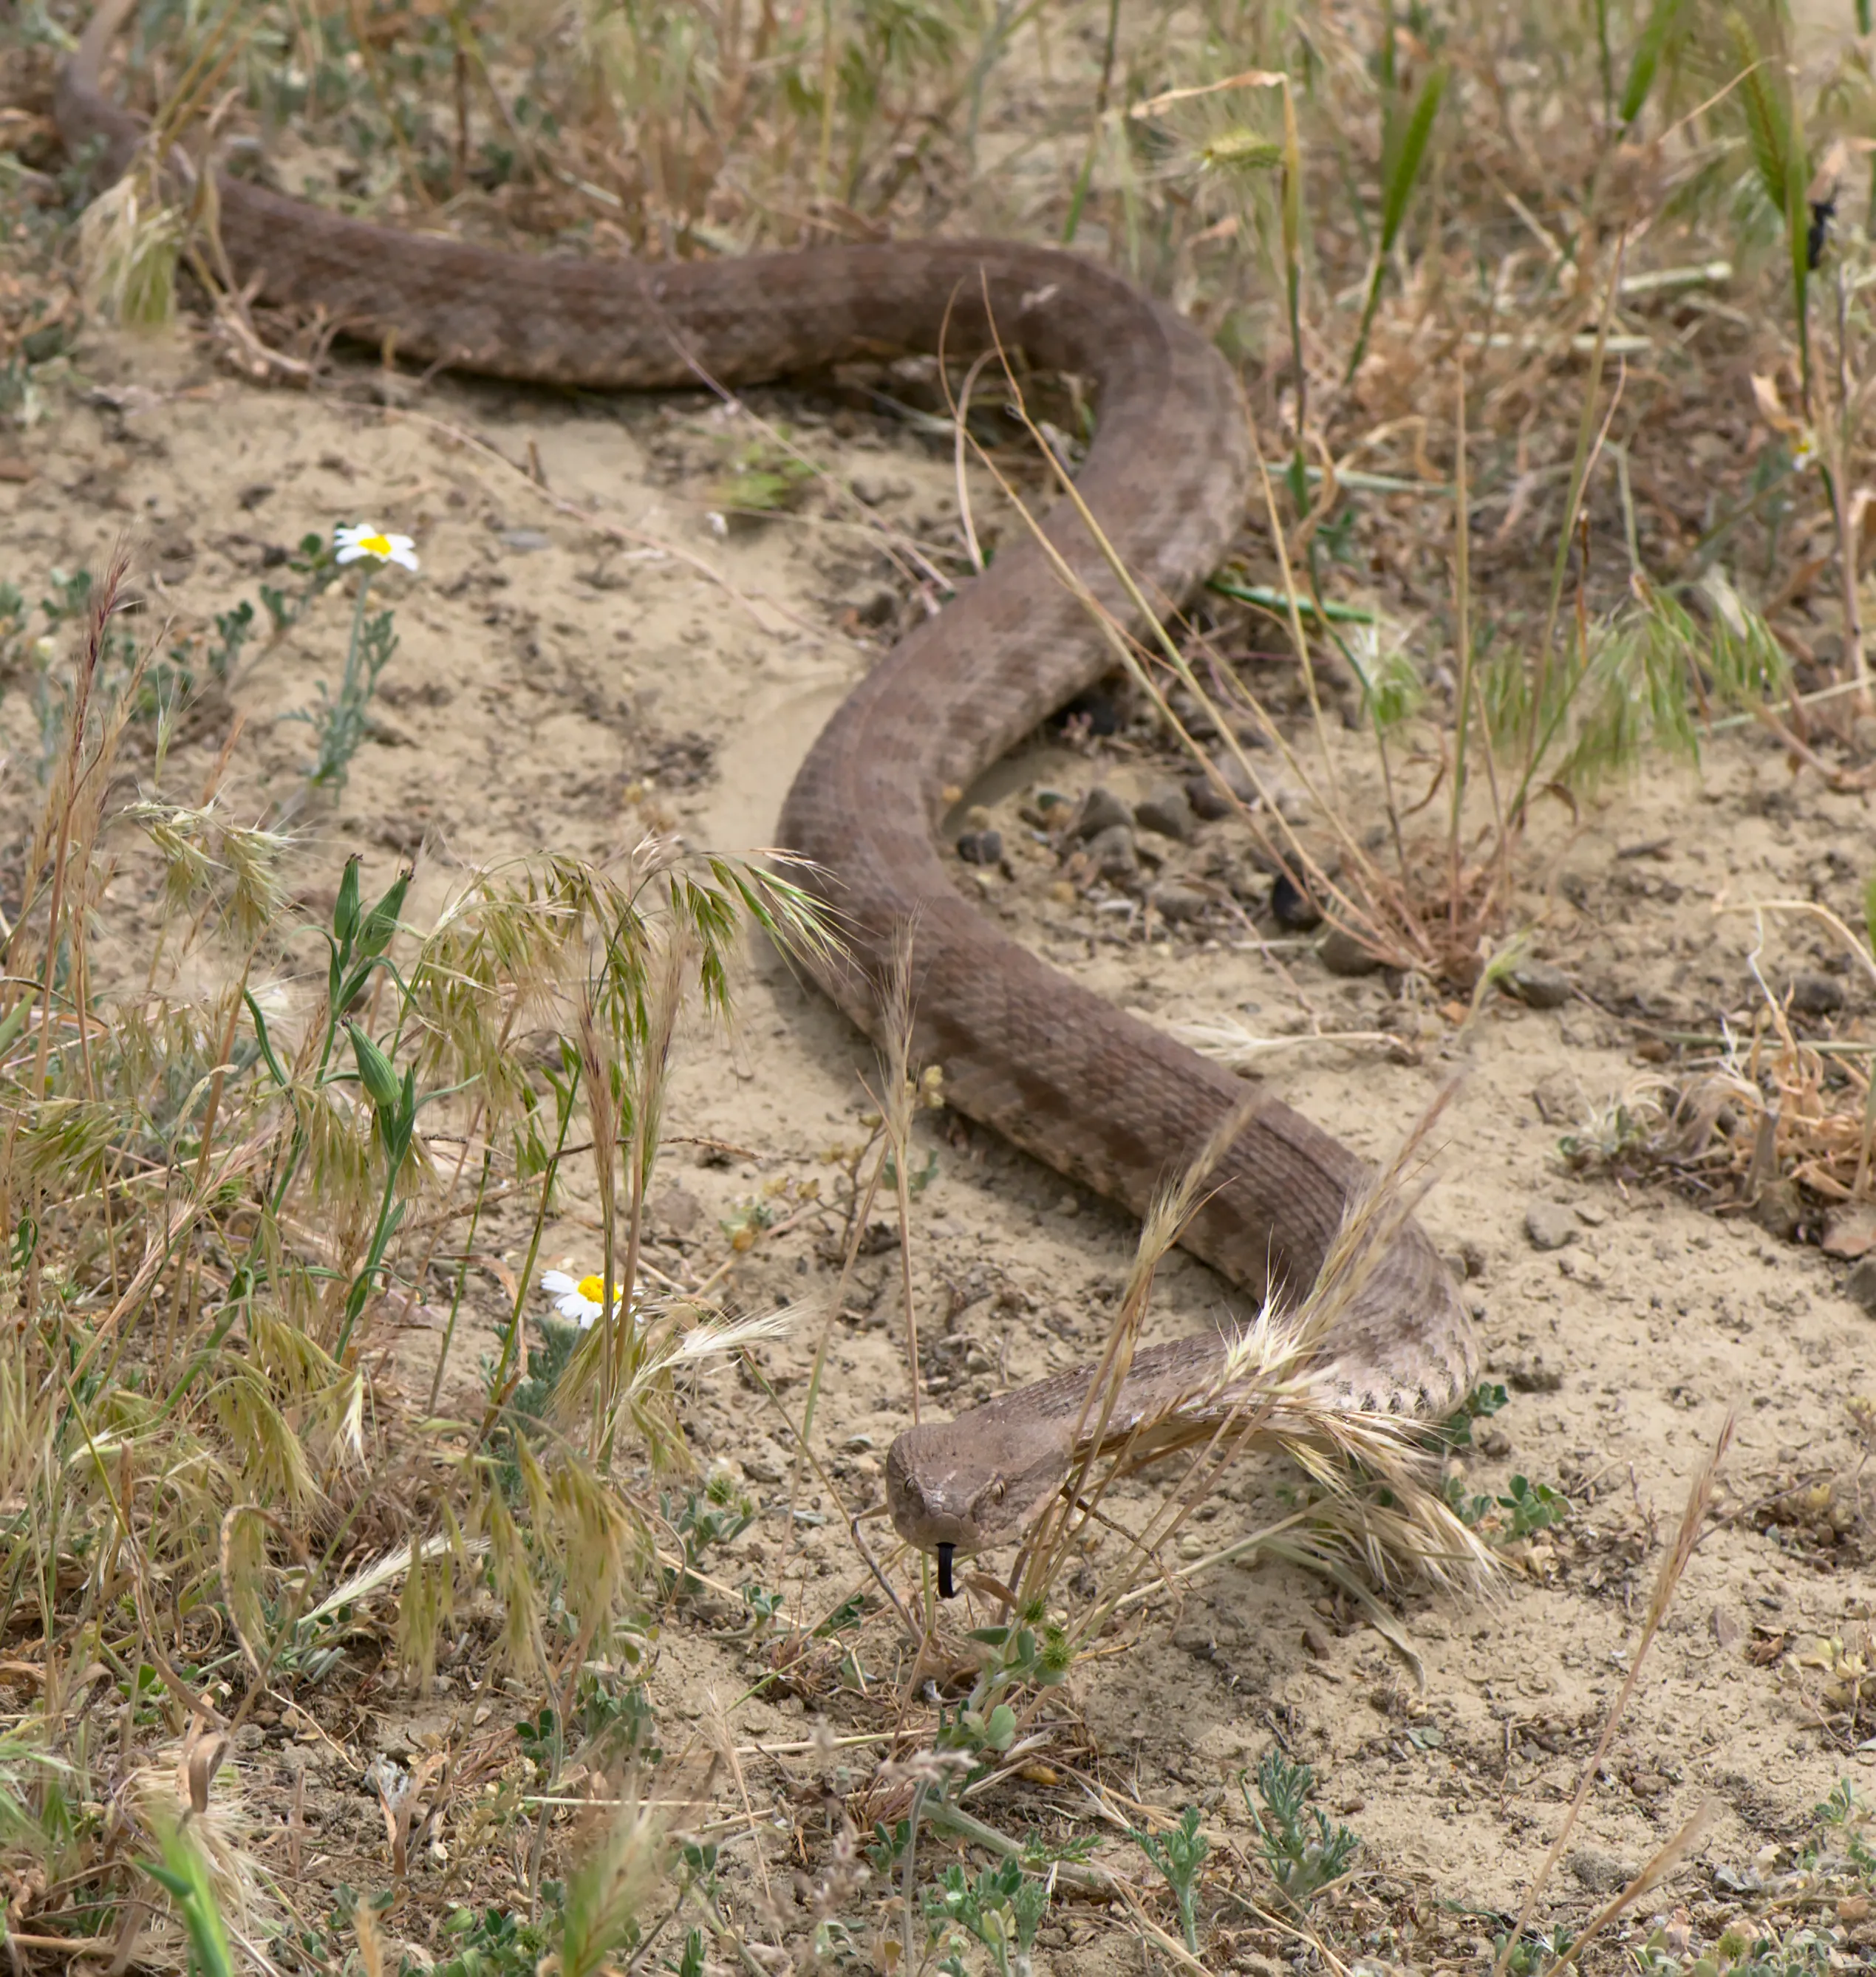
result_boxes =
[7,311,1876,1967]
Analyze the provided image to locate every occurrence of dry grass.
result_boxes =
[7,0,1876,1967]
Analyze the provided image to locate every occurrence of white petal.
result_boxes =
[389,544,420,571]
[540,1271,575,1294]
[335,544,365,563]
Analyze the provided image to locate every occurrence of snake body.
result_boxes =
[58,9,1476,1574]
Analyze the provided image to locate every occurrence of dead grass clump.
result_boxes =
[0,543,839,1967]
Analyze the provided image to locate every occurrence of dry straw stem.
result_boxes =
[1494,1409,1735,1974]
[1016,1082,1492,1638]
[1535,1798,1719,1977]
[940,322,1378,967]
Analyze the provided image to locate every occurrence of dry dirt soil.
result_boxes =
[7,301,1876,1967]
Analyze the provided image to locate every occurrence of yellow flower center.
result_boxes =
[576,1274,607,1302]
[358,533,393,556]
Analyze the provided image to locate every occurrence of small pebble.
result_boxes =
[1150,883,1210,923]
[849,469,907,506]
[1524,1202,1577,1252]
[1071,785,1133,839]
[1504,959,1572,1008]
[1318,926,1382,976]
[1751,1178,1804,1242]
[1269,873,1323,931]
[652,1186,703,1237]
[1846,1254,1876,1317]
[956,828,1003,866]
[1133,785,1196,841]
[1186,750,1258,820]
[1082,823,1139,881]
[1789,972,1844,1016]
[1823,1203,1876,1258]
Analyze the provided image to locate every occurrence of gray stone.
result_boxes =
[1134,785,1197,841]
[1847,1254,1876,1317]
[1524,1202,1577,1252]
[1150,883,1210,923]
[1071,785,1133,840]
[956,828,1003,866]
[1186,750,1258,819]
[1751,1178,1804,1241]
[1319,925,1382,976]
[1082,823,1139,881]
[1790,972,1845,1016]
[1505,959,1572,1008]
[652,1186,703,1237]
[1568,1848,1638,1895]
[850,469,908,506]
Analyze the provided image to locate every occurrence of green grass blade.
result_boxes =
[1378,65,1445,253]
[1617,0,1682,127]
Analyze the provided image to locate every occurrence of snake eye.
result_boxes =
[991,1478,1006,1502]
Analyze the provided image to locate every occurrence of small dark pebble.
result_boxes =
[1269,872,1323,931]
[1133,785,1196,841]
[1504,959,1572,1009]
[956,828,1003,866]
[1847,1254,1876,1317]
[1071,785,1134,840]
[1751,1178,1804,1242]
[1186,772,1234,821]
[1790,972,1845,1016]
[1319,925,1382,976]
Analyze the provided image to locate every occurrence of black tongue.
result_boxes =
[937,1543,956,1599]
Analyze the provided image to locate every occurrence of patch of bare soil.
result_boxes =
[6,316,1876,1967]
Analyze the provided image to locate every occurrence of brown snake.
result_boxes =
[58,4,1475,1590]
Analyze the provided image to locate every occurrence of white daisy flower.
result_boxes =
[333,522,420,572]
[539,1269,621,1328]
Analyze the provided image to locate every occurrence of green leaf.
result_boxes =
[346,1023,400,1114]
[1379,65,1445,253]
[1617,0,1682,127]
[333,854,362,948]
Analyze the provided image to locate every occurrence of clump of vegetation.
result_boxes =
[9,0,1875,1962]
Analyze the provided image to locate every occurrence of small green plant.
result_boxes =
[140,1821,235,1977]
[1430,1379,1510,1452]
[1444,1472,1570,1540]
[1242,1749,1358,1914]
[259,532,339,634]
[655,1472,755,1599]
[1344,16,1447,382]
[517,1667,661,1778]
[922,1857,1049,1977]
[936,1608,1072,1763]
[714,429,817,513]
[299,600,399,788]
[1812,1778,1876,1879]
[1129,1804,1209,1953]
[433,1903,556,1977]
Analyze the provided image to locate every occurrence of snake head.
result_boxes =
[884,1413,1075,1557]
